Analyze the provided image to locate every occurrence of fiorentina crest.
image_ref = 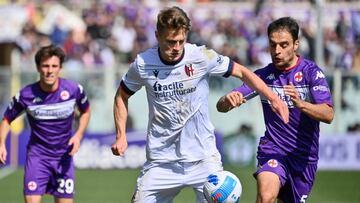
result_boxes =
[185,64,194,77]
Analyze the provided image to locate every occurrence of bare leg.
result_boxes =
[55,197,73,203]
[24,195,42,203]
[256,171,281,203]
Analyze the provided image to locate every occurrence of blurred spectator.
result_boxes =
[352,46,360,73]
[347,123,360,133]
[50,21,68,46]
[111,17,137,63]
[335,11,351,44]
[324,27,344,69]
[351,11,360,88]
[351,10,360,47]
[83,1,112,40]
[299,13,315,61]
[223,124,256,167]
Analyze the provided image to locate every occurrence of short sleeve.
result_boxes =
[120,60,143,94]
[201,47,233,77]
[3,92,26,123]
[308,67,333,106]
[75,84,90,113]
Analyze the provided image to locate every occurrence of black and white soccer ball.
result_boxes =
[203,170,242,203]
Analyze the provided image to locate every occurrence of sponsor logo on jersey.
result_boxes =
[28,181,37,191]
[152,81,196,98]
[315,70,325,80]
[216,55,224,64]
[32,97,43,103]
[164,71,181,76]
[294,71,303,82]
[185,64,194,77]
[60,90,70,100]
[28,99,76,120]
[153,70,159,78]
[313,85,329,92]
[267,159,278,168]
[265,86,310,108]
[266,73,275,80]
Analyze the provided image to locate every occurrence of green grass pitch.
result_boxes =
[1,165,360,203]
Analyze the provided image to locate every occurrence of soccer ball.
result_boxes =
[203,170,242,203]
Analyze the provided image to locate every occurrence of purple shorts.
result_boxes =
[24,154,75,198]
[254,154,317,203]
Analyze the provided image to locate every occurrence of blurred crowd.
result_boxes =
[1,0,360,73]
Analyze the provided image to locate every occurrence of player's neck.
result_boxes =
[158,48,184,65]
[39,79,59,93]
[277,55,300,72]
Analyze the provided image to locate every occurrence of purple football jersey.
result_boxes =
[3,78,90,158]
[234,57,333,162]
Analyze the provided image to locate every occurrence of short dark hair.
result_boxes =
[156,6,191,34]
[34,44,66,67]
[267,17,299,41]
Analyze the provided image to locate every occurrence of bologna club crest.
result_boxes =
[185,64,194,77]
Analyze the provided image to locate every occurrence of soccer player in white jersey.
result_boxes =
[111,6,289,203]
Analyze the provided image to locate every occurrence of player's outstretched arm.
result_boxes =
[111,86,131,156]
[0,119,11,164]
[231,63,289,124]
[68,109,91,156]
[216,92,246,113]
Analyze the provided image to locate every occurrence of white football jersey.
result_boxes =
[122,43,233,162]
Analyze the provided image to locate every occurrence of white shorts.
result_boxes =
[131,152,223,203]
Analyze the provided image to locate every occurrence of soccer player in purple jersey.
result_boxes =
[111,6,288,203]
[0,45,90,203]
[217,17,334,203]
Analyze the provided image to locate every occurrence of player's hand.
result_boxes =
[0,145,7,164]
[270,96,289,124]
[111,136,128,156]
[217,92,246,112]
[284,82,304,109]
[68,135,81,156]
[225,92,246,108]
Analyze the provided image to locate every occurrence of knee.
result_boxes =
[257,191,277,203]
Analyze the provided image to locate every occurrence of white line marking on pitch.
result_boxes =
[0,166,16,179]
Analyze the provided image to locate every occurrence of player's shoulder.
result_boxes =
[60,78,79,87]
[21,82,36,91]
[253,64,271,76]
[188,43,217,60]
[136,46,159,67]
[299,57,322,72]
[19,82,37,97]
[59,78,84,92]
[296,57,329,83]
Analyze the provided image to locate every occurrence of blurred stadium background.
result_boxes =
[1,0,360,202]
